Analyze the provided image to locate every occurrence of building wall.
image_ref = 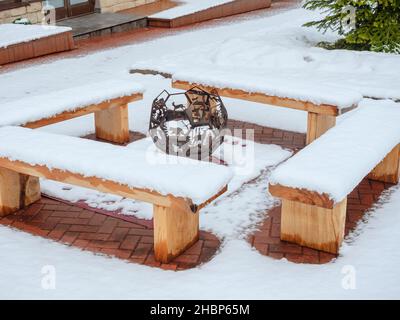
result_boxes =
[97,0,159,13]
[0,2,44,24]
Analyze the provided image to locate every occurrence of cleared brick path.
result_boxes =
[0,197,220,271]
[0,119,392,267]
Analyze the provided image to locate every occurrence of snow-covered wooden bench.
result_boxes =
[269,100,400,254]
[0,80,144,145]
[0,24,74,65]
[0,127,231,262]
[169,67,363,144]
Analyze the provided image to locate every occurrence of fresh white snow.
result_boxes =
[0,80,144,127]
[150,0,236,19]
[270,99,400,203]
[0,5,399,299]
[172,66,363,108]
[133,9,400,102]
[0,24,72,49]
[0,126,233,205]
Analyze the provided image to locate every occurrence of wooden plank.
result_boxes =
[0,157,174,208]
[23,93,142,129]
[0,167,41,216]
[368,144,400,184]
[153,199,199,263]
[95,104,130,144]
[306,112,336,144]
[173,80,341,116]
[269,183,335,209]
[281,198,347,254]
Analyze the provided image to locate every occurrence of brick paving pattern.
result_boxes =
[0,197,219,271]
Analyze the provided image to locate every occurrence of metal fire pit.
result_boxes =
[149,87,228,160]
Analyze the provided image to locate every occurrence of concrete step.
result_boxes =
[57,13,147,40]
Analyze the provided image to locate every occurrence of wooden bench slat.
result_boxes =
[269,184,334,209]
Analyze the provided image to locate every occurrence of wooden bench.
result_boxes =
[169,68,363,145]
[0,80,144,145]
[0,24,74,66]
[0,127,232,262]
[268,99,400,254]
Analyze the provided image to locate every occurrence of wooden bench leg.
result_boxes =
[153,200,199,263]
[368,144,400,184]
[306,112,336,145]
[0,167,41,216]
[281,198,347,254]
[94,104,130,144]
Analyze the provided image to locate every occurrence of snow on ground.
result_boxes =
[150,0,236,19]
[0,6,400,299]
[134,10,400,102]
[0,24,72,48]
[1,184,400,299]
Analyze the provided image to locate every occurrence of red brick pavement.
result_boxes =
[0,197,220,271]
[0,119,390,267]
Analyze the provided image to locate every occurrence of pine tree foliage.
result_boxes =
[303,0,400,53]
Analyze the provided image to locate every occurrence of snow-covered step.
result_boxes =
[269,99,400,254]
[0,126,232,262]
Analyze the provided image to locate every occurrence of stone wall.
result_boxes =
[97,0,159,13]
[0,2,44,24]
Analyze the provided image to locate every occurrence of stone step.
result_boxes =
[57,12,147,40]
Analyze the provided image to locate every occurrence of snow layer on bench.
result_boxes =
[270,99,400,204]
[0,24,72,49]
[171,66,362,109]
[150,0,235,19]
[0,80,144,127]
[0,127,232,204]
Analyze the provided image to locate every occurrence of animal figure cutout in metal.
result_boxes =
[149,87,228,160]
